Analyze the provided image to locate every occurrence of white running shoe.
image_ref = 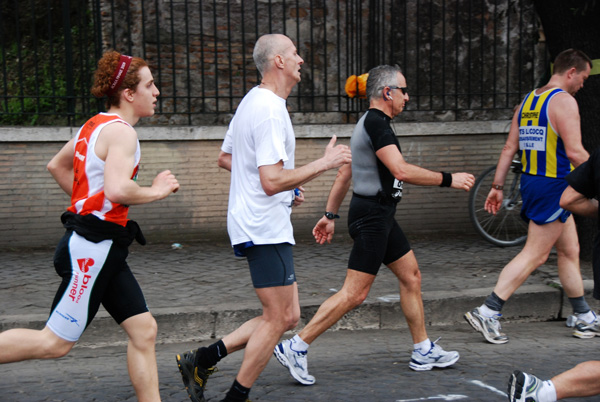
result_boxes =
[409,339,459,371]
[274,339,316,385]
[464,307,509,344]
[573,313,600,339]
[508,370,544,402]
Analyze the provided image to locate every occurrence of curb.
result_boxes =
[0,284,571,348]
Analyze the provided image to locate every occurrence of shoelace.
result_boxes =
[194,366,218,386]
[427,337,443,354]
[488,314,503,331]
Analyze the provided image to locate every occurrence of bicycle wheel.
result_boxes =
[468,165,528,247]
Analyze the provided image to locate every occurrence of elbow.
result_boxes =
[260,177,280,196]
[559,191,574,212]
[559,199,568,210]
[217,152,232,171]
[104,186,127,205]
[262,183,278,197]
[336,168,352,183]
[46,160,58,176]
[46,160,65,183]
[502,143,519,156]
[559,197,572,212]
[567,151,589,167]
[217,155,227,169]
[390,169,408,182]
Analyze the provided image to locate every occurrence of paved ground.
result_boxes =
[0,234,599,401]
[0,322,596,401]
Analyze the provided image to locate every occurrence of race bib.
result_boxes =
[391,179,403,200]
[519,126,546,151]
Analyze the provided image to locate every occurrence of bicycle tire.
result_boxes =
[468,165,528,247]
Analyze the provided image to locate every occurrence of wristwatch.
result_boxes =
[324,212,340,220]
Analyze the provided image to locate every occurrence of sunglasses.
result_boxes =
[388,86,408,96]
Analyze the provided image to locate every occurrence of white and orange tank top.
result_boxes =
[67,113,140,226]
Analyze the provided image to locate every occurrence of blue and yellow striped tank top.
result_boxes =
[518,88,573,179]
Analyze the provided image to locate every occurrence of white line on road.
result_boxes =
[377,294,400,302]
[395,395,468,401]
[470,380,508,397]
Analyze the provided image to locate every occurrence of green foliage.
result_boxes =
[0,3,96,126]
[0,53,68,125]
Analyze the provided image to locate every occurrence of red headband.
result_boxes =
[106,55,133,96]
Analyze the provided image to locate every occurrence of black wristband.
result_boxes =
[440,171,452,187]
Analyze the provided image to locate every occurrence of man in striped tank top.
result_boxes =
[465,49,596,344]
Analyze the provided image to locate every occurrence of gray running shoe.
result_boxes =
[508,370,543,402]
[409,339,459,371]
[274,339,316,385]
[464,307,508,344]
[565,314,577,328]
[573,315,600,339]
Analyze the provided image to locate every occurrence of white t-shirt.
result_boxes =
[221,86,297,246]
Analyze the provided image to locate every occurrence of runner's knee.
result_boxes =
[40,335,74,359]
[556,242,580,261]
[283,309,300,331]
[399,269,422,291]
[126,315,157,346]
[339,286,369,308]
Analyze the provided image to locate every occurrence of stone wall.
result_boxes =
[0,122,508,249]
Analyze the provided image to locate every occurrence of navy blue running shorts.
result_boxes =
[245,243,296,288]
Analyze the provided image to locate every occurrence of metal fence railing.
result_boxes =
[0,0,547,127]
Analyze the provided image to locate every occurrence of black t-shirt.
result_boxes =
[351,108,403,200]
[566,148,600,232]
[566,149,600,297]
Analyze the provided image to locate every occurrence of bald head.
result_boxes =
[253,34,292,76]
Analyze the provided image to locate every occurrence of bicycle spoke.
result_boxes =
[468,164,527,247]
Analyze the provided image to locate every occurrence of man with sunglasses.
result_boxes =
[274,64,474,385]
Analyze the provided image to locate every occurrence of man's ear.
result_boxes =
[274,54,285,69]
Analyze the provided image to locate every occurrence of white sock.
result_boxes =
[479,304,500,318]
[538,379,557,402]
[577,310,596,324]
[291,335,309,352]
[413,338,431,355]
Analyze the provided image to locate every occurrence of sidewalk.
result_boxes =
[0,234,596,347]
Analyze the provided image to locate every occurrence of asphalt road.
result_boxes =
[0,320,596,401]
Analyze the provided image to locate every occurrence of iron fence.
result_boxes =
[0,0,547,127]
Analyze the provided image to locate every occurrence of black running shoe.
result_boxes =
[176,349,217,402]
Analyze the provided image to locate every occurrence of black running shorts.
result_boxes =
[347,195,412,275]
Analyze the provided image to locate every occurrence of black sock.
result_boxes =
[484,291,505,312]
[221,379,250,402]
[195,339,227,368]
